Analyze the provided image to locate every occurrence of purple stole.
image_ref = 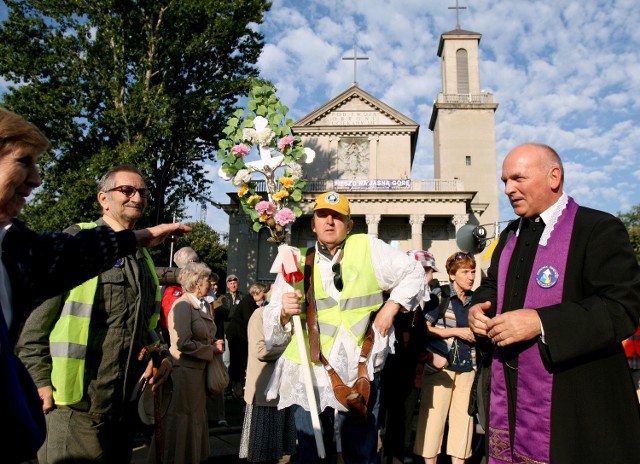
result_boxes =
[489,197,578,464]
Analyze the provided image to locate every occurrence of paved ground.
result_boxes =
[131,392,486,464]
[132,425,247,463]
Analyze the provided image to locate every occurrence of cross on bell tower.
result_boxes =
[448,0,467,29]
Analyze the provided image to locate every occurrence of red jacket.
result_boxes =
[160,285,184,329]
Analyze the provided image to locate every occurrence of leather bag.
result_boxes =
[320,327,374,424]
[206,354,229,394]
[304,248,374,423]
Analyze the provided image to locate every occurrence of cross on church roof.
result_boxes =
[448,0,467,29]
[342,45,369,85]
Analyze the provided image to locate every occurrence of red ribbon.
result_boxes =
[281,251,303,285]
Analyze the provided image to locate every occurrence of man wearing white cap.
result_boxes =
[263,191,424,464]
[381,249,452,463]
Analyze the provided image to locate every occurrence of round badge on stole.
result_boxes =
[536,265,559,288]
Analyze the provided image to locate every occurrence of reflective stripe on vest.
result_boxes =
[284,235,383,364]
[50,222,161,405]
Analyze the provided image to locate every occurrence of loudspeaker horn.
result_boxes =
[456,224,488,254]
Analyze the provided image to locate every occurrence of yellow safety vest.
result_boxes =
[284,234,383,365]
[49,222,161,405]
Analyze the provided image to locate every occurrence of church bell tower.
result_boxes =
[429,26,499,231]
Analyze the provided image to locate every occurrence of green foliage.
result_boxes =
[618,205,640,264]
[175,221,227,278]
[216,83,314,242]
[0,0,271,232]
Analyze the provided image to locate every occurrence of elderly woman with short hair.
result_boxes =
[148,262,224,464]
[0,107,189,463]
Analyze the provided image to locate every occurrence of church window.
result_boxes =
[456,49,470,95]
[466,155,471,166]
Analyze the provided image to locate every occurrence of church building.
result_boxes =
[223,24,499,287]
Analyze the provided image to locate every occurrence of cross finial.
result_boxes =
[448,0,467,29]
[342,45,369,85]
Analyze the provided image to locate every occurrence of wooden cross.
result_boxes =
[448,0,467,29]
[342,45,369,85]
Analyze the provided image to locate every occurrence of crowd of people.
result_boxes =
[3,103,640,464]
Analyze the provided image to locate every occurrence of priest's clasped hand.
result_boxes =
[470,302,542,347]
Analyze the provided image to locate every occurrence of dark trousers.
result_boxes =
[293,372,382,464]
[227,336,248,383]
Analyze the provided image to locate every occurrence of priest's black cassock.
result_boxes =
[472,206,640,464]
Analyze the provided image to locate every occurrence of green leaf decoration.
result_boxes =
[216,83,316,243]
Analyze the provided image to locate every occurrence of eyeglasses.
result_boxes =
[454,252,473,261]
[107,185,150,199]
[332,262,343,291]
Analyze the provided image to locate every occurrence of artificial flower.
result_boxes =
[274,208,296,226]
[286,162,303,181]
[246,194,263,206]
[232,172,250,188]
[277,135,296,151]
[255,200,277,216]
[218,165,232,181]
[243,127,257,143]
[256,128,276,147]
[233,169,251,187]
[278,177,295,189]
[273,190,289,202]
[216,84,315,242]
[231,144,250,158]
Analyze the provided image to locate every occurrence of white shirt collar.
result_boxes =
[515,193,569,246]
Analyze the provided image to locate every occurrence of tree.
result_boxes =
[618,205,640,264]
[0,0,271,234]
[174,221,227,278]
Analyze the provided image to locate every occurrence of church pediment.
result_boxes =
[294,84,418,131]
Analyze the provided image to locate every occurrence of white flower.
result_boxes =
[256,128,276,147]
[303,147,316,164]
[286,162,303,181]
[243,128,257,144]
[218,165,232,181]
[232,169,252,186]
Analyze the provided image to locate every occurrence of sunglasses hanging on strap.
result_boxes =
[304,248,373,424]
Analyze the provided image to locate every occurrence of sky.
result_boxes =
[2,1,640,235]
[198,0,640,234]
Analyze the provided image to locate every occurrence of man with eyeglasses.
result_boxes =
[262,191,425,464]
[469,143,640,463]
[17,165,173,463]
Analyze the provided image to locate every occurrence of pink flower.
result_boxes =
[231,144,250,158]
[277,136,296,151]
[274,207,296,226]
[255,201,277,216]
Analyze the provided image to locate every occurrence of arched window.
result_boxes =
[456,49,469,95]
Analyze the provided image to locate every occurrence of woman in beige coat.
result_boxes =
[239,305,296,463]
[148,262,224,464]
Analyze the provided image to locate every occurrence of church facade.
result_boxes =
[223,26,499,287]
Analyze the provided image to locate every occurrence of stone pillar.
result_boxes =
[451,214,469,232]
[410,214,425,249]
[366,214,381,238]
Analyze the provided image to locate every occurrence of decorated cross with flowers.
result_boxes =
[217,84,315,243]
